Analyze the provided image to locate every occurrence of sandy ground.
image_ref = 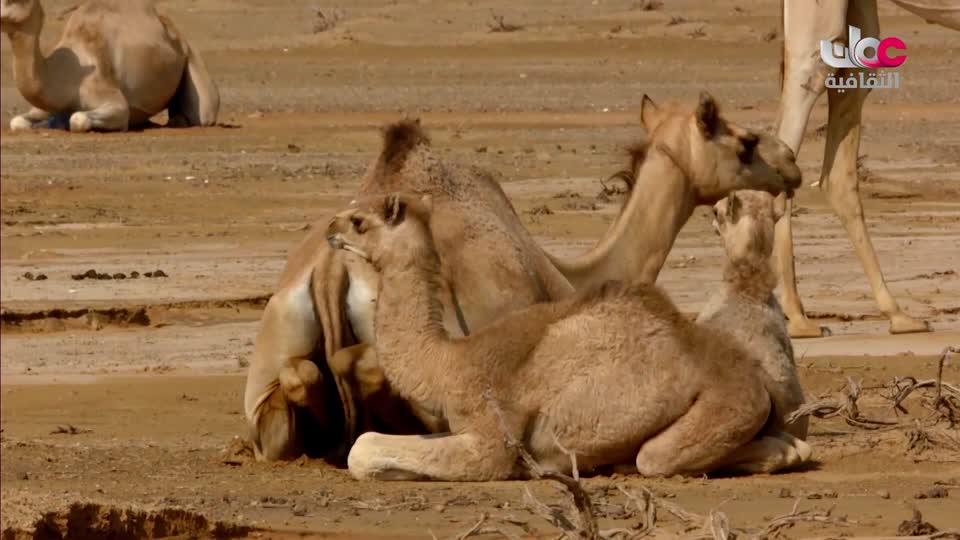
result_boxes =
[2,0,960,538]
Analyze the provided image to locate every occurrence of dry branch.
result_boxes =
[483,388,599,540]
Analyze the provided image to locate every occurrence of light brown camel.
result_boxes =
[697,191,808,441]
[0,0,219,132]
[775,0,958,337]
[326,192,812,481]
[243,94,803,461]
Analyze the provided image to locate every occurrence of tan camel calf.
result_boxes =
[326,191,812,481]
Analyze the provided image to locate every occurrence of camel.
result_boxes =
[325,191,812,481]
[697,191,808,441]
[243,93,803,462]
[775,0,958,337]
[0,0,219,132]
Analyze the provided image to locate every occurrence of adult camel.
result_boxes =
[0,0,219,131]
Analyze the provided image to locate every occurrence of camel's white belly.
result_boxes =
[347,276,378,344]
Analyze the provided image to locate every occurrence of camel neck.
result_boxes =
[374,234,451,405]
[6,16,50,110]
[552,148,695,290]
[722,255,778,302]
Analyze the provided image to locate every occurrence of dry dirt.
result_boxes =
[2,0,960,538]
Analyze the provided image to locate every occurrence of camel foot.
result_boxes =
[69,112,93,133]
[888,313,932,335]
[787,317,830,339]
[10,114,69,131]
[10,116,34,131]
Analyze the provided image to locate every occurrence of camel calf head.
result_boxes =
[712,190,783,264]
[640,92,802,204]
[326,193,434,269]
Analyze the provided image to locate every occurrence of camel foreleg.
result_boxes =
[347,430,519,481]
[70,86,130,132]
[9,107,66,131]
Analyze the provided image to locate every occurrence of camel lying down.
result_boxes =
[0,0,219,132]
[244,93,803,462]
[326,191,812,481]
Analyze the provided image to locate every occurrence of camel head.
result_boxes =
[640,92,802,205]
[326,193,434,270]
[712,190,784,263]
[0,0,41,33]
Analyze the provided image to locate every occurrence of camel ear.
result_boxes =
[725,192,742,221]
[696,91,720,138]
[640,94,662,132]
[383,194,405,225]
[383,192,433,226]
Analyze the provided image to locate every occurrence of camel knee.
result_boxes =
[278,358,321,408]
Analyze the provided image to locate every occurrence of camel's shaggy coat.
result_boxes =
[244,94,803,461]
[326,191,812,481]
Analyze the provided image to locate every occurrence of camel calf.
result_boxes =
[326,192,812,481]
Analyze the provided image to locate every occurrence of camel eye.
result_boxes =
[350,216,364,230]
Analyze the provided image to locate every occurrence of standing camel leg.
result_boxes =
[775,0,847,338]
[776,0,930,337]
[821,81,930,333]
[167,42,220,127]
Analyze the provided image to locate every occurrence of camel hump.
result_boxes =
[380,119,430,171]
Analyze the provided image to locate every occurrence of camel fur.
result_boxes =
[326,191,812,481]
[244,93,803,462]
[697,191,808,441]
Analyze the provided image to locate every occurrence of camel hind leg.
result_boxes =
[635,388,770,477]
[168,41,220,127]
[713,431,813,475]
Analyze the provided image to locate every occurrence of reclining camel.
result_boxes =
[0,0,219,132]
[697,192,808,441]
[326,191,812,480]
[244,93,803,461]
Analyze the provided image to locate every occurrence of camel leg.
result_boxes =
[348,430,517,481]
[245,277,326,461]
[331,344,386,399]
[168,42,220,127]
[819,5,930,335]
[278,356,329,422]
[70,87,130,132]
[249,381,301,461]
[10,107,55,131]
[821,86,929,334]
[714,431,813,475]
[774,0,848,338]
[635,390,770,477]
